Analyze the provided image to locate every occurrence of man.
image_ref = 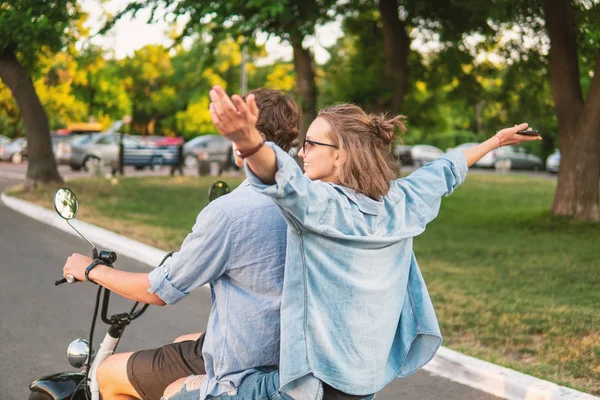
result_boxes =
[62,88,300,400]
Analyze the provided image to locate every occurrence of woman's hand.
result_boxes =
[462,123,542,167]
[494,123,542,147]
[209,85,262,150]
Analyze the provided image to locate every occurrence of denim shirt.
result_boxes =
[147,181,287,399]
[245,143,468,399]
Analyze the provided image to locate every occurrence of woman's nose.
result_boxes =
[298,147,306,159]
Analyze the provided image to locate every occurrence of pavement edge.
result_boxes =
[2,191,598,400]
[1,191,167,268]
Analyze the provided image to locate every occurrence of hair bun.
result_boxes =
[371,114,406,145]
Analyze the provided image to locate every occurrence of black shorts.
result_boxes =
[127,333,206,400]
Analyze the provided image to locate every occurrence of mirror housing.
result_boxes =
[54,188,79,220]
[67,338,93,369]
[208,180,230,202]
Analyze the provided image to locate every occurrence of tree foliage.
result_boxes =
[0,0,82,67]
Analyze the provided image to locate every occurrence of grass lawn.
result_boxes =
[9,173,600,395]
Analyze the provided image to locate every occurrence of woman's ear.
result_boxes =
[334,148,348,167]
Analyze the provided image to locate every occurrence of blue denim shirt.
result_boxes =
[147,181,287,399]
[245,143,468,399]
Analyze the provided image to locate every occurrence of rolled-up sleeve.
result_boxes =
[245,142,333,228]
[147,203,233,305]
[395,151,468,226]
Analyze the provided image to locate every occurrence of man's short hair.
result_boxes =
[243,88,300,152]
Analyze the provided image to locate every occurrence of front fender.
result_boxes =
[30,372,87,400]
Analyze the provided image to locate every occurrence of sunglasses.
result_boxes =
[302,138,339,154]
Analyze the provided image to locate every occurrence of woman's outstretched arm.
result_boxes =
[209,85,277,184]
[463,123,542,167]
[395,123,542,227]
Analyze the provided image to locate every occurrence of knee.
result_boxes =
[172,332,203,343]
[96,355,115,391]
[97,353,129,395]
[163,377,190,398]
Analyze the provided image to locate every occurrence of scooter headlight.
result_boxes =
[67,338,91,368]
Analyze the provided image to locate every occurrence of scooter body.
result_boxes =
[29,182,230,400]
[29,372,86,400]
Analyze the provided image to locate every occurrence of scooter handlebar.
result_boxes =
[55,276,79,285]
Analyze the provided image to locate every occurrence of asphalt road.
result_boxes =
[0,167,500,400]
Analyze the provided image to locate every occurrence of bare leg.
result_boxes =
[97,352,140,400]
[172,332,203,343]
[162,377,190,399]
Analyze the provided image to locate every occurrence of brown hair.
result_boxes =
[318,104,406,200]
[243,88,300,152]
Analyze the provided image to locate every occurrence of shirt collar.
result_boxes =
[331,184,383,215]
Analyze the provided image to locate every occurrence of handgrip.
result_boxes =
[55,276,80,285]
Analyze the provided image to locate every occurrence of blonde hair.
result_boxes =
[318,104,406,200]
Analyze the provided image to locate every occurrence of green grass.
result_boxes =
[8,175,245,249]
[9,173,600,394]
[415,174,600,394]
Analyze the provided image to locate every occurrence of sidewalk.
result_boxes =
[2,190,598,400]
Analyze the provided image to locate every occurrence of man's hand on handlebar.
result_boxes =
[63,253,93,282]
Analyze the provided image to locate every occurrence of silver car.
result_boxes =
[546,149,560,173]
[446,142,496,168]
[0,137,27,164]
[411,145,445,167]
[448,142,542,170]
[183,135,233,175]
[492,146,543,170]
[70,133,175,171]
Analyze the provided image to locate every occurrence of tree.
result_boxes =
[106,0,336,138]
[0,1,81,187]
[335,0,493,115]
[72,45,132,126]
[120,45,177,136]
[483,0,599,220]
[543,0,600,220]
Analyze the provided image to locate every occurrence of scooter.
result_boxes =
[28,181,231,400]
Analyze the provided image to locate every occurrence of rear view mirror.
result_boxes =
[209,181,230,202]
[54,188,79,220]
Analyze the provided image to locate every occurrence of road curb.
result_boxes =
[1,191,167,268]
[1,191,597,400]
[427,347,598,400]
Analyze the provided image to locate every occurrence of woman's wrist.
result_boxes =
[234,128,263,152]
[494,134,503,148]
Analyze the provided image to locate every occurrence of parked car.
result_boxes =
[394,145,414,166]
[52,134,84,165]
[446,142,497,168]
[476,145,543,170]
[183,135,233,175]
[0,137,27,164]
[142,136,185,147]
[546,149,560,173]
[70,133,177,172]
[446,142,478,153]
[395,144,445,167]
[66,122,103,135]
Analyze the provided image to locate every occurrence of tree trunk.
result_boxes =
[379,0,410,114]
[544,0,600,221]
[290,34,317,142]
[0,51,63,189]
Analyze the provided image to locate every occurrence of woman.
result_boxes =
[167,85,541,400]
